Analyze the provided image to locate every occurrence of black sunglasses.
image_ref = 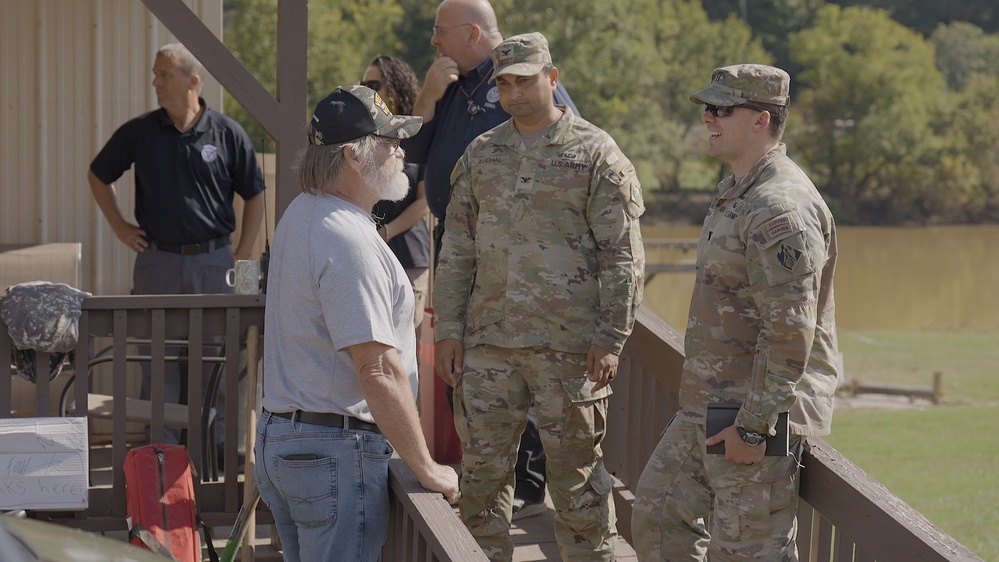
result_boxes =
[359,80,382,91]
[705,103,770,118]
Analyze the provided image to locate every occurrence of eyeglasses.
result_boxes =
[432,22,472,36]
[372,135,402,154]
[359,80,382,92]
[704,104,770,118]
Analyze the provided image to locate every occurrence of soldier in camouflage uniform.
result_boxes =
[631,65,839,561]
[433,32,645,562]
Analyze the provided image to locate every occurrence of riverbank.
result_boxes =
[826,329,999,561]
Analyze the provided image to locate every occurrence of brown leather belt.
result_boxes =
[267,409,381,434]
[153,236,230,255]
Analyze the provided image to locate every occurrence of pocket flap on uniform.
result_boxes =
[559,375,613,402]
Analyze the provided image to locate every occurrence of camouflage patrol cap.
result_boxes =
[689,64,790,107]
[490,32,552,83]
[308,85,422,146]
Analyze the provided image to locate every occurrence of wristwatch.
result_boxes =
[737,427,767,446]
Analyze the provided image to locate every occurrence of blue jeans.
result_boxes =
[253,410,393,562]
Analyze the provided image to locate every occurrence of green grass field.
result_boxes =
[824,331,999,561]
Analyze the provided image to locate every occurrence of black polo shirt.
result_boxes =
[401,56,578,221]
[90,99,265,245]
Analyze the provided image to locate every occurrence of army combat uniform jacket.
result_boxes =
[434,107,645,355]
[677,144,839,437]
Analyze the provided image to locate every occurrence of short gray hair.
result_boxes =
[157,43,204,93]
[295,135,378,195]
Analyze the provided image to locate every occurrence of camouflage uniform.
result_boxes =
[434,95,645,559]
[632,65,839,561]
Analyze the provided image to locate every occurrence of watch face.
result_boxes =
[738,427,765,446]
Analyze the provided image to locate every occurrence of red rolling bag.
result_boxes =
[124,443,201,562]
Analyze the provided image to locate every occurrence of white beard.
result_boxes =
[364,155,410,202]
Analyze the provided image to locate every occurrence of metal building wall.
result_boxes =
[0,0,225,295]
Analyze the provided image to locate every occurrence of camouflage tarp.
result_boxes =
[1,281,90,383]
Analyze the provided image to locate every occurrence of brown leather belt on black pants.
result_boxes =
[267,409,381,434]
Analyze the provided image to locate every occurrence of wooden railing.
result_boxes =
[383,458,488,562]
[1,296,983,561]
[1,294,267,531]
[607,307,983,562]
[1,294,485,562]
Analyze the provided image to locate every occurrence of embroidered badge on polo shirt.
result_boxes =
[201,144,219,163]
[486,87,500,103]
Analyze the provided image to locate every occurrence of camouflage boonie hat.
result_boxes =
[490,32,552,83]
[308,85,422,146]
[689,64,790,107]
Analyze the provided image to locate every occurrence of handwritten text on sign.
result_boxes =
[0,417,88,510]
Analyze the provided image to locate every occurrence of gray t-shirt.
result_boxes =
[262,192,416,423]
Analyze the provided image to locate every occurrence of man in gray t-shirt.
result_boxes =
[254,85,459,562]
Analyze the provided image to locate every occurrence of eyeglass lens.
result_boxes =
[374,136,401,153]
[705,105,735,118]
[360,80,382,91]
[432,22,471,36]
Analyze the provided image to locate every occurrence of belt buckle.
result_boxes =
[180,243,201,255]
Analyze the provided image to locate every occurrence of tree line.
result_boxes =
[223,0,999,225]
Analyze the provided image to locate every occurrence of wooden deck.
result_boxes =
[510,490,636,562]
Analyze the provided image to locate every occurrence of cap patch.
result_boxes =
[373,93,391,116]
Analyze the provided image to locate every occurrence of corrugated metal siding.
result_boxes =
[1,0,230,295]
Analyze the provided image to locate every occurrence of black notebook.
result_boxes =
[705,402,789,457]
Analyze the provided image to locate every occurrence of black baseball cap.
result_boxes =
[308,85,422,146]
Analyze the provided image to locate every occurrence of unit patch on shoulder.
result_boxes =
[777,242,802,271]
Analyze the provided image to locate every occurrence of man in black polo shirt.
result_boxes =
[88,42,265,444]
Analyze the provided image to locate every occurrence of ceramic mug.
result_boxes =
[225,260,260,295]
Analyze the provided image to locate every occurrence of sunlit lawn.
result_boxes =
[825,331,999,561]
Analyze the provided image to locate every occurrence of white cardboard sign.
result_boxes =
[0,417,89,510]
